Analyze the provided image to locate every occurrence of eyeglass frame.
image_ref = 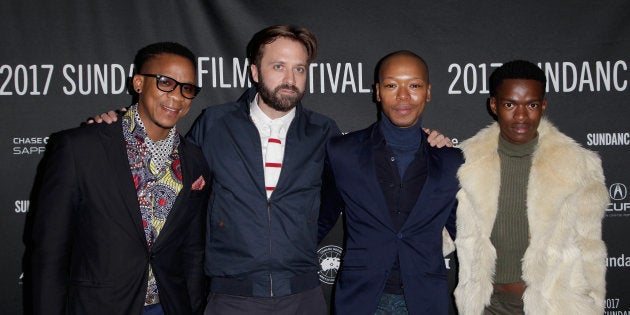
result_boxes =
[137,73,201,99]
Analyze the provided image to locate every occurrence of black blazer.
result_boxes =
[29,120,210,315]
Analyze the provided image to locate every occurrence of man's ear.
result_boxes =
[541,98,548,114]
[489,97,498,115]
[375,83,381,102]
[250,64,259,84]
[426,83,431,102]
[132,74,143,93]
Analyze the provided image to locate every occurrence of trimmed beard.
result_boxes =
[257,74,304,112]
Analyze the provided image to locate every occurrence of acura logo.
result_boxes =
[609,183,628,201]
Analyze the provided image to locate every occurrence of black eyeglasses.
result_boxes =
[139,74,201,99]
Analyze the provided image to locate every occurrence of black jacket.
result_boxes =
[30,120,210,314]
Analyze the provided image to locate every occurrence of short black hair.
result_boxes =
[133,42,196,74]
[489,60,546,97]
[246,25,317,66]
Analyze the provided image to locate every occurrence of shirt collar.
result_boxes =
[249,93,296,127]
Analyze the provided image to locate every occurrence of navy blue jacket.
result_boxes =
[319,122,462,314]
[187,88,340,297]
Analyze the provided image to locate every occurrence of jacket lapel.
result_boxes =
[98,122,147,248]
[363,124,396,229]
[401,139,442,229]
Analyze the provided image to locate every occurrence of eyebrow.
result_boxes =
[500,97,543,103]
[382,76,426,81]
[156,74,196,85]
[270,59,307,67]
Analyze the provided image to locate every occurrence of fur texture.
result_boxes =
[454,118,608,315]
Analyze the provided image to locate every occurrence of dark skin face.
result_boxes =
[375,54,431,128]
[490,79,547,145]
[133,53,196,140]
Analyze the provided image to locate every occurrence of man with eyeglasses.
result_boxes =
[136,74,201,100]
[29,42,210,315]
[90,25,450,314]
[91,25,337,315]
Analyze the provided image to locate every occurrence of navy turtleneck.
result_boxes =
[379,113,423,178]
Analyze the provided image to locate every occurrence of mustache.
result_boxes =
[274,84,300,94]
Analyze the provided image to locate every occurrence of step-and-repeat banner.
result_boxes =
[2,1,629,313]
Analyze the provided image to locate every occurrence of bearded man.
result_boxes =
[187,25,340,315]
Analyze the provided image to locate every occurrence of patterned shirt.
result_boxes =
[121,104,183,305]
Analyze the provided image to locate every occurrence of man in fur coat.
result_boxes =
[454,60,608,314]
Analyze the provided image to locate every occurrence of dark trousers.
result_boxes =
[483,289,524,315]
[375,293,408,315]
[204,286,327,315]
[143,304,164,315]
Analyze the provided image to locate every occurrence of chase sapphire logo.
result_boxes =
[318,245,342,285]
[609,183,628,201]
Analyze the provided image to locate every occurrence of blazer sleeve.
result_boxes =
[442,198,457,256]
[437,147,462,241]
[30,132,80,315]
[182,192,209,314]
[317,142,345,243]
[179,144,211,314]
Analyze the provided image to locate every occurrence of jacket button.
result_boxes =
[397,233,403,239]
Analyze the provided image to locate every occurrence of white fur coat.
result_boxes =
[454,118,608,315]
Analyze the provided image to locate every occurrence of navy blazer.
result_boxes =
[29,120,210,315]
[319,122,462,315]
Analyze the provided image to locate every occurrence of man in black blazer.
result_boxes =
[28,42,210,315]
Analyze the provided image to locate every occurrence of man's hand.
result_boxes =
[423,128,453,148]
[86,108,126,124]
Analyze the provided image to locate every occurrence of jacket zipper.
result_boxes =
[267,198,274,297]
[249,112,276,298]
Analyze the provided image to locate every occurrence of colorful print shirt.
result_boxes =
[121,105,183,305]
